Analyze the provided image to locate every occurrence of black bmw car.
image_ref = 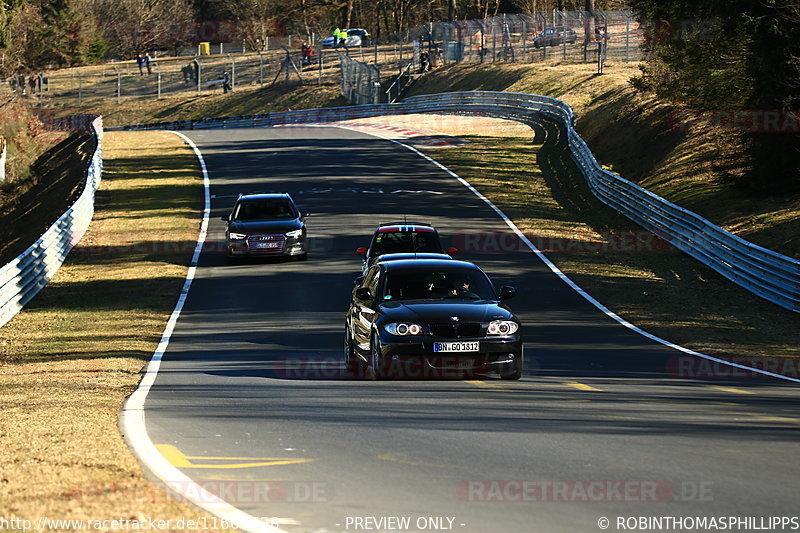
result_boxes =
[223,193,309,261]
[345,258,523,379]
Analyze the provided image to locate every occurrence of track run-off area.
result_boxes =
[127,124,800,533]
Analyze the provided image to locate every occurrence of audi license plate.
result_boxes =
[433,341,479,353]
[254,242,281,249]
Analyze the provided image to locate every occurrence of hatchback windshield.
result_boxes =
[382,268,496,301]
[370,232,440,256]
[234,199,295,221]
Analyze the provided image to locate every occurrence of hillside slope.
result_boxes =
[407,63,799,259]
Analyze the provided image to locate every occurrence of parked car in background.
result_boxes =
[532,26,577,48]
[321,28,371,48]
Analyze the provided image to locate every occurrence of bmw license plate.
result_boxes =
[433,341,479,353]
[254,242,281,249]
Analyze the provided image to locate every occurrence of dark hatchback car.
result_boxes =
[345,259,523,380]
[222,193,308,261]
[357,222,458,274]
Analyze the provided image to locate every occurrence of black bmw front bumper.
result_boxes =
[376,331,522,376]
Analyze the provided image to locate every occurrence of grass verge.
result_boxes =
[0,131,233,526]
[43,81,347,129]
[362,113,799,362]
[408,62,799,260]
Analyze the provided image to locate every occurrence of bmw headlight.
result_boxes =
[487,320,518,336]
[384,323,421,336]
[228,232,247,240]
[285,228,303,238]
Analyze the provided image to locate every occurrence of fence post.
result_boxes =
[194,58,202,94]
[0,137,6,183]
[227,53,236,90]
[156,62,161,99]
[112,66,121,103]
[625,13,631,63]
[522,20,527,59]
[78,72,82,104]
[492,18,497,62]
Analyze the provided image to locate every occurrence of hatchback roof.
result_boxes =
[381,258,480,271]
[375,253,451,262]
[238,193,292,200]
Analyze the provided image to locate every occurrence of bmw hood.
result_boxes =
[229,219,303,234]
[378,300,514,323]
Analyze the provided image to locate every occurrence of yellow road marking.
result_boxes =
[706,385,755,395]
[563,381,602,392]
[741,414,800,425]
[466,380,508,390]
[377,452,465,469]
[466,380,562,390]
[156,444,316,469]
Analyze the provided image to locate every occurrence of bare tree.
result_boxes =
[91,0,195,57]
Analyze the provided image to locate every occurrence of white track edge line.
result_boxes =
[298,122,799,384]
[118,131,288,533]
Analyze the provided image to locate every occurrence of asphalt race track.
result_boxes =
[143,125,800,533]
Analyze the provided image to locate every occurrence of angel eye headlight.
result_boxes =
[385,323,421,336]
[487,320,518,336]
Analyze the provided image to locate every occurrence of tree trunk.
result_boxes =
[345,0,354,28]
[584,0,594,42]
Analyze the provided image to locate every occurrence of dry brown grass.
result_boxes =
[382,112,800,361]
[0,131,235,530]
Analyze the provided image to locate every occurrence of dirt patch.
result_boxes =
[0,132,95,264]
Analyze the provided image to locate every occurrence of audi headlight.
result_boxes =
[228,232,247,240]
[285,228,303,238]
[384,323,421,336]
[487,320,518,336]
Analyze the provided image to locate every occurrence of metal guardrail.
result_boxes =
[0,116,103,328]
[108,92,800,313]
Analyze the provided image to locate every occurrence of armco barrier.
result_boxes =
[0,115,103,328]
[107,92,800,313]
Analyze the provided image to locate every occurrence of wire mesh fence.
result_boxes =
[339,54,381,105]
[1,10,642,106]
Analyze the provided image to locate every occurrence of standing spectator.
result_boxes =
[222,71,231,93]
[28,74,37,95]
[339,28,348,48]
[144,53,152,75]
[301,41,313,66]
[17,73,26,95]
[333,28,341,49]
[136,54,145,75]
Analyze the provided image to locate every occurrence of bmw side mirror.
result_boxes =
[355,287,373,300]
[499,286,516,300]
[356,247,368,256]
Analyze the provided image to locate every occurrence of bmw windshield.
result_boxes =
[382,268,496,301]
